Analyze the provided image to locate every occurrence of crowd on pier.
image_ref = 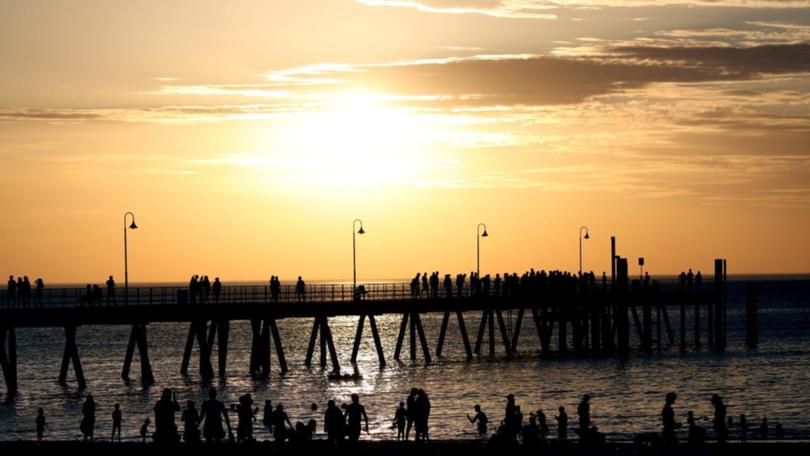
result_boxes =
[31,390,785,446]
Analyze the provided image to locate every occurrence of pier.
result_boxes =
[1,258,732,395]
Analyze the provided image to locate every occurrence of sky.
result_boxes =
[1,0,809,283]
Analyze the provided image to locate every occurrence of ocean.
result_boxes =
[1,277,808,442]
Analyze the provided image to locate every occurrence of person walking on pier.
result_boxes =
[212,277,222,304]
[199,387,232,443]
[456,274,466,297]
[202,275,211,303]
[577,394,591,438]
[556,406,568,440]
[80,394,96,441]
[106,276,116,304]
[443,274,453,298]
[711,394,728,444]
[345,393,369,442]
[34,278,44,305]
[270,276,281,302]
[295,276,306,302]
[662,392,680,446]
[189,275,199,305]
[467,404,488,435]
[153,388,180,445]
[111,403,123,442]
[182,400,200,444]
[421,273,429,297]
[35,408,47,441]
[6,275,16,306]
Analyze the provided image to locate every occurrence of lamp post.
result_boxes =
[477,223,488,276]
[579,225,590,276]
[123,212,138,305]
[352,219,365,295]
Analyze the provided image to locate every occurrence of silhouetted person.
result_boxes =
[556,406,568,440]
[182,400,200,444]
[80,394,96,441]
[522,415,542,445]
[418,389,431,441]
[36,408,46,441]
[199,387,231,443]
[443,274,453,298]
[7,275,16,305]
[504,393,518,441]
[394,402,407,440]
[345,393,369,442]
[405,388,417,440]
[295,276,306,302]
[759,417,768,439]
[106,276,116,304]
[324,399,345,445]
[263,400,273,429]
[578,394,591,438]
[687,269,694,288]
[711,394,728,443]
[212,277,222,303]
[202,275,211,303]
[467,404,488,435]
[536,409,549,437]
[695,271,703,288]
[189,275,198,305]
[270,276,281,303]
[140,418,150,443]
[775,421,784,439]
[662,392,680,446]
[272,404,293,443]
[34,278,43,305]
[153,388,180,445]
[739,414,748,441]
[686,411,705,446]
[111,403,122,442]
[236,393,257,442]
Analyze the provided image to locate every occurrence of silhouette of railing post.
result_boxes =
[58,325,86,389]
[0,326,18,395]
[121,323,154,385]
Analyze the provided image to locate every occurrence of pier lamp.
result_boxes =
[124,212,138,305]
[353,219,365,297]
[477,223,488,276]
[579,226,590,276]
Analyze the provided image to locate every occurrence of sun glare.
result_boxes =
[274,91,436,187]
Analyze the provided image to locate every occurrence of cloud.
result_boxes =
[357,1,810,19]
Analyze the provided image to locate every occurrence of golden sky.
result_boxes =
[1,0,809,283]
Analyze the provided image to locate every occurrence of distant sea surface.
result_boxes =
[1,277,808,442]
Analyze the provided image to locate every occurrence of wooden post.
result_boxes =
[680,301,687,351]
[393,313,409,360]
[616,257,630,356]
[122,325,138,382]
[510,308,525,353]
[181,322,196,375]
[367,315,386,366]
[268,319,288,373]
[714,259,726,351]
[305,317,321,367]
[351,314,366,363]
[250,319,262,374]
[58,325,86,389]
[642,296,652,352]
[409,312,417,361]
[487,309,495,357]
[413,313,432,363]
[217,320,229,376]
[456,311,473,361]
[194,321,214,381]
[0,327,18,395]
[558,306,567,355]
[591,300,601,356]
[745,282,758,349]
[495,310,513,359]
[474,310,488,355]
[135,324,155,385]
[694,301,701,348]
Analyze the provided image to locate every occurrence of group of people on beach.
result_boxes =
[32,388,786,446]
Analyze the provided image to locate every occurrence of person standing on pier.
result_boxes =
[212,277,222,304]
[662,392,680,446]
[202,276,211,303]
[270,276,281,302]
[199,387,232,443]
[7,275,16,305]
[295,276,306,302]
[106,276,116,304]
[80,394,96,441]
[153,388,180,444]
[189,275,198,305]
[443,274,453,298]
[711,394,728,443]
[34,278,44,305]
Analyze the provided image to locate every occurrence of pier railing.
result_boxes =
[0,279,715,309]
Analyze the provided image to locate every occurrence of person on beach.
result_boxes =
[325,399,345,445]
[711,394,728,444]
[686,411,705,446]
[140,418,150,443]
[661,392,680,446]
[236,393,258,442]
[198,387,232,443]
[111,403,122,442]
[405,388,418,440]
[415,389,431,441]
[80,394,96,441]
[345,393,369,442]
[578,394,591,437]
[536,409,549,437]
[153,388,180,444]
[393,401,407,440]
[739,414,748,441]
[35,408,46,441]
[556,406,568,440]
[263,400,273,430]
[522,415,542,445]
[760,417,769,439]
[467,404,488,435]
[503,393,518,441]
[272,404,293,444]
[181,400,200,444]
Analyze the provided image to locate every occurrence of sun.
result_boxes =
[275,91,435,187]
